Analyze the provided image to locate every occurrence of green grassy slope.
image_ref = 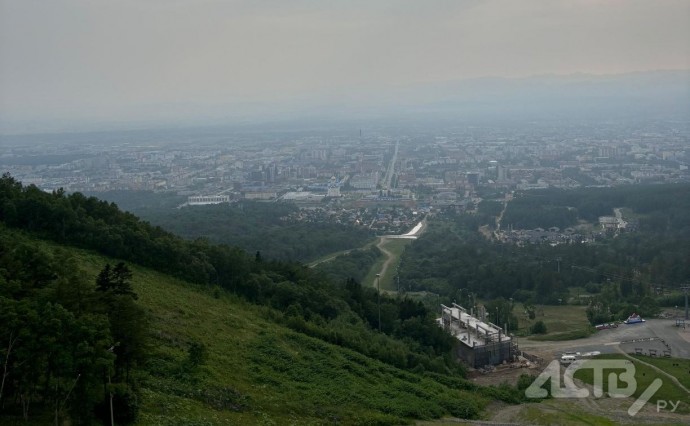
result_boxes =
[362,238,412,291]
[574,354,690,415]
[35,240,492,425]
[1,178,524,424]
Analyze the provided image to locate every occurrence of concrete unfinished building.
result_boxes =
[440,303,517,368]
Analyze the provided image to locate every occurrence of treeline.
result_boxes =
[399,221,569,304]
[126,199,373,262]
[278,278,460,373]
[399,212,690,308]
[502,202,576,230]
[585,282,660,326]
[477,200,503,218]
[314,246,382,284]
[0,228,145,423]
[0,176,463,393]
[502,184,690,230]
[86,189,186,212]
[0,177,239,285]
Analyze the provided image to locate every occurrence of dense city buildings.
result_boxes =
[2,121,688,224]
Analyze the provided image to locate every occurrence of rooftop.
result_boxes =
[440,304,510,348]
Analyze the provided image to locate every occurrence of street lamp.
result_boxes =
[107,343,120,426]
[430,291,440,316]
[376,273,381,332]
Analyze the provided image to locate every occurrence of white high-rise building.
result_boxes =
[327,176,341,197]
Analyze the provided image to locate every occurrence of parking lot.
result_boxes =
[519,319,690,360]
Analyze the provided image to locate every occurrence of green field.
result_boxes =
[630,356,690,390]
[574,354,690,415]
[515,303,593,340]
[514,401,620,426]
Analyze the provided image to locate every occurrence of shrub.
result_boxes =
[530,320,547,334]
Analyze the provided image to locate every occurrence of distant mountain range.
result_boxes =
[305,69,690,123]
[2,70,688,134]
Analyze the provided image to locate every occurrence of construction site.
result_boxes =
[440,303,520,369]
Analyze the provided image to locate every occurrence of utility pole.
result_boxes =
[376,274,381,332]
[681,285,690,320]
[109,372,114,426]
[107,344,117,426]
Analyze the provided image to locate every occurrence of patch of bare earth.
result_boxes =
[469,365,538,387]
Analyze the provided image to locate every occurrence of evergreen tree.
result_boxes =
[96,264,113,293]
[112,262,137,299]
[96,263,137,299]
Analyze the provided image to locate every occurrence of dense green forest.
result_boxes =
[314,246,382,284]
[0,175,530,423]
[93,190,373,262]
[501,184,690,230]
[400,185,690,327]
[0,232,145,423]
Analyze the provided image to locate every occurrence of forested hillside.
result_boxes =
[0,174,528,423]
[314,246,382,284]
[0,229,145,423]
[399,184,690,328]
[501,184,690,230]
[93,190,373,262]
[1,228,527,424]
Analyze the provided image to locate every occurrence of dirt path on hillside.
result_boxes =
[307,248,357,268]
[371,219,427,289]
[375,237,395,286]
[310,219,426,271]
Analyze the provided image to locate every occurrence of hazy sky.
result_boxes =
[1,0,689,127]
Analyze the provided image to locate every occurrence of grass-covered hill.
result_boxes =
[2,231,507,424]
[0,175,526,424]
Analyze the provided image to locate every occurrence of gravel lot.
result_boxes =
[518,319,690,361]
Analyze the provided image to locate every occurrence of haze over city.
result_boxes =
[2,2,690,425]
[1,0,689,132]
